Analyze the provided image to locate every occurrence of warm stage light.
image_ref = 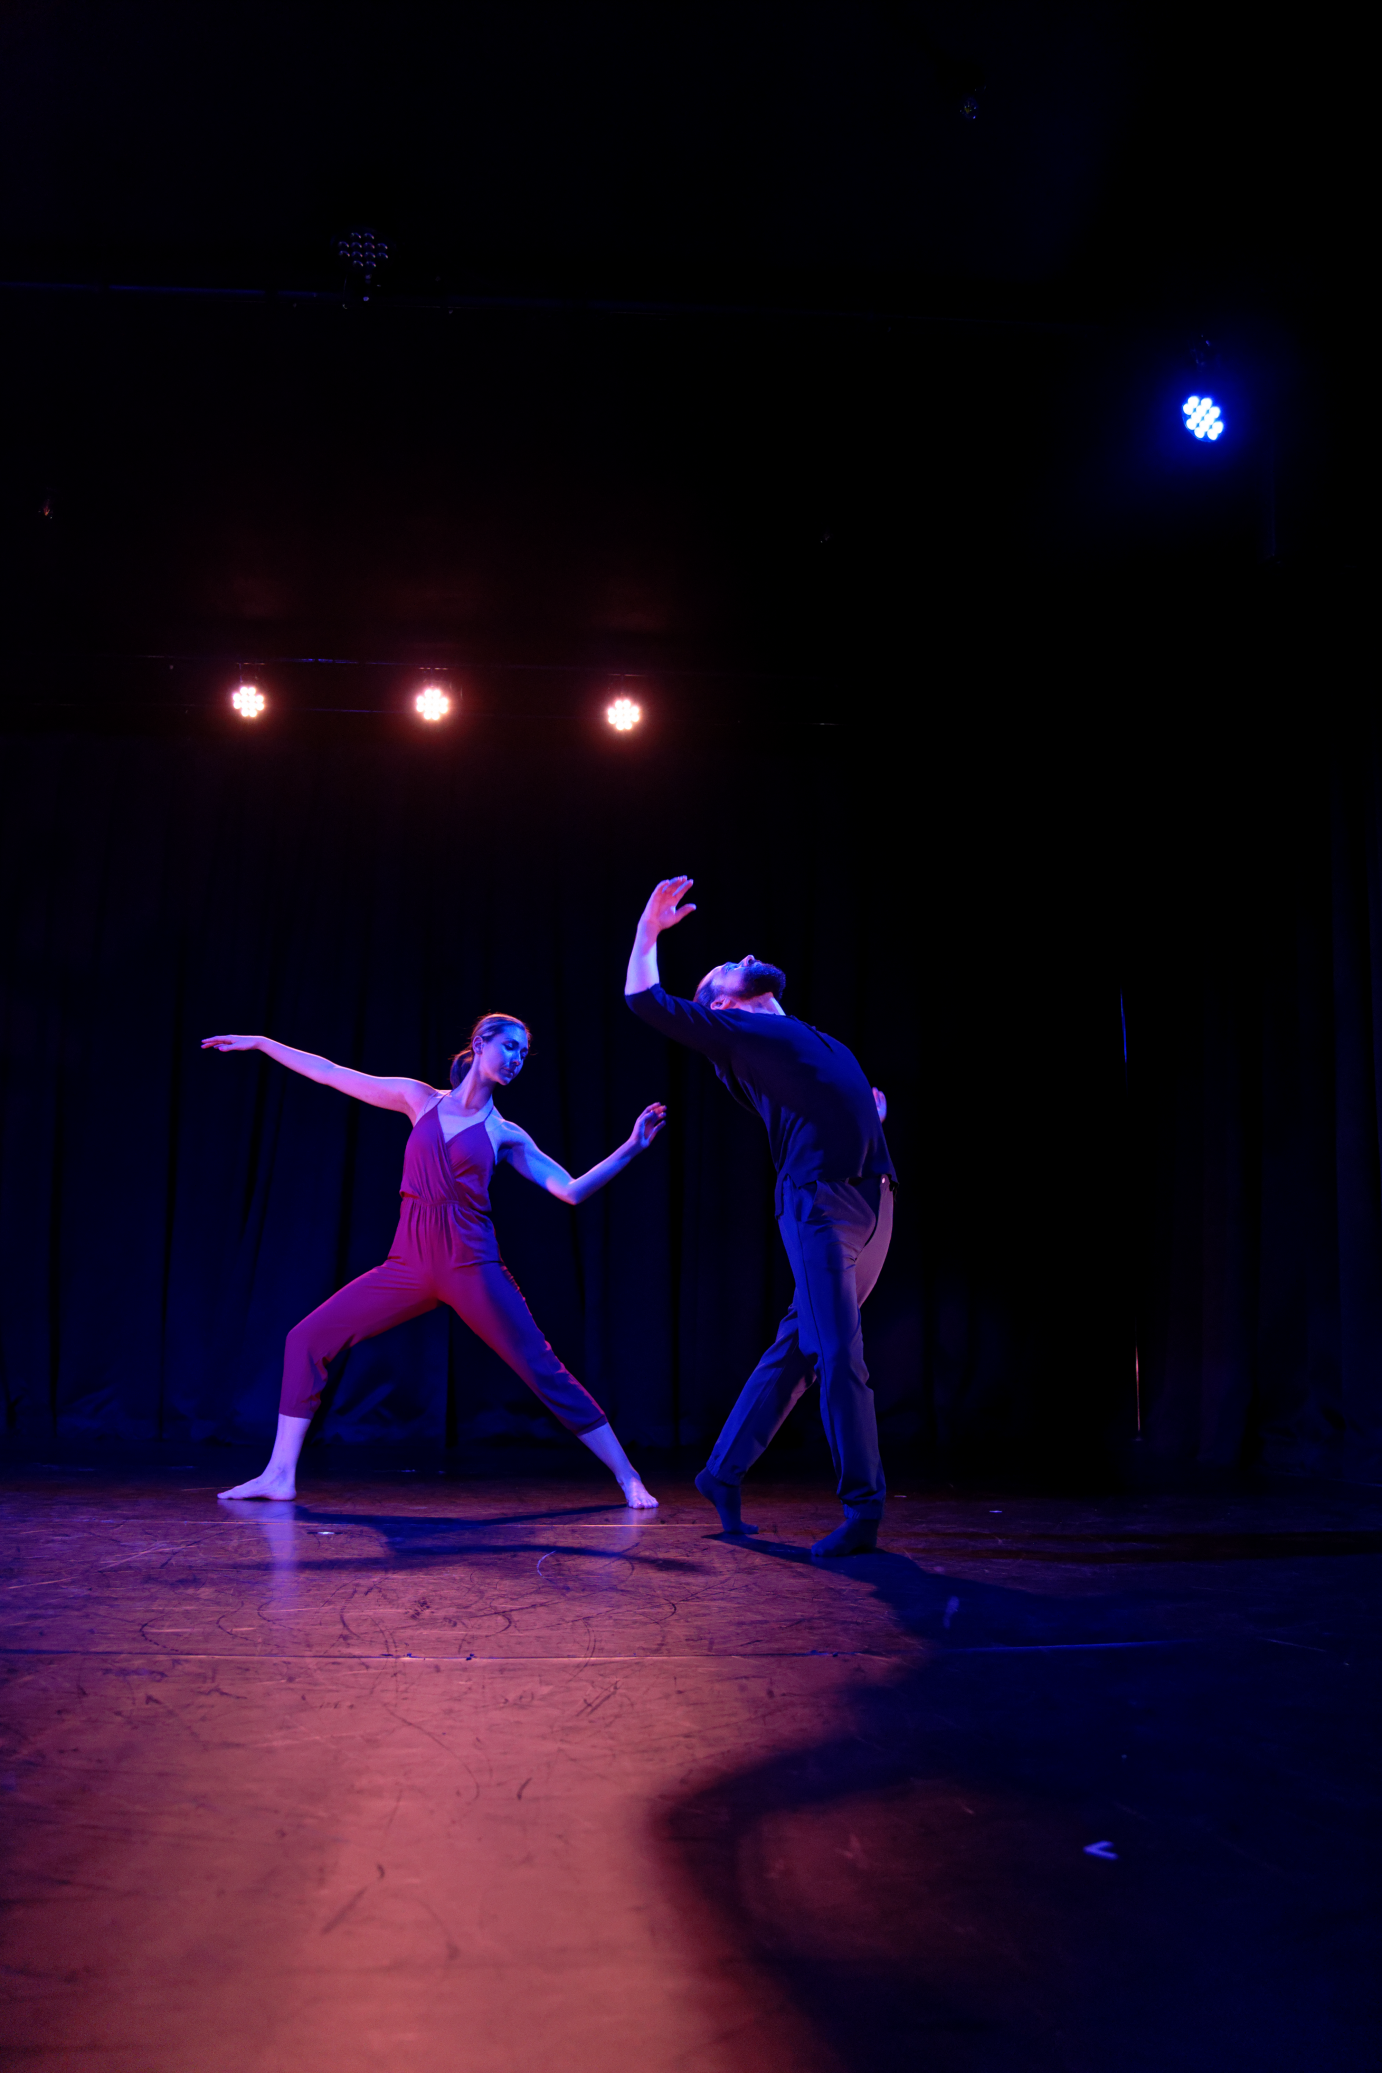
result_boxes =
[606,696,642,732]
[231,685,266,718]
[1182,394,1225,441]
[415,686,451,722]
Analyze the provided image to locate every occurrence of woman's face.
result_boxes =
[473,1025,529,1087]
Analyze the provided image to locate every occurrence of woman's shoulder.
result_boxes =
[484,1107,529,1147]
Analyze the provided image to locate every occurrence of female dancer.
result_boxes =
[201,1013,663,1506]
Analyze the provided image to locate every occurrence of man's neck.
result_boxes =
[714,992,786,1017]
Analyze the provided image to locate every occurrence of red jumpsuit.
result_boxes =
[279,1102,607,1432]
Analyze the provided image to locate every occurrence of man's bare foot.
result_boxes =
[811,1515,878,1558]
[218,1470,298,1501]
[619,1475,659,1509]
[695,1468,758,1534]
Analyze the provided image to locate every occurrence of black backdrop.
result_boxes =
[0,705,1120,1468]
[1128,688,1382,1487]
[3,667,1379,1485]
[0,2,1372,1486]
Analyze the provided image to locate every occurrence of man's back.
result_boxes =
[626,983,894,1194]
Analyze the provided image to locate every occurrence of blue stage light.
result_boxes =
[1182,394,1225,442]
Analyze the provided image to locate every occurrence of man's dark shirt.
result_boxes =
[627,984,895,1203]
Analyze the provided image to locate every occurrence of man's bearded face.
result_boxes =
[695,956,787,1007]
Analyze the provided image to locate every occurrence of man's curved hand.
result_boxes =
[872,1087,888,1122]
[627,878,696,995]
[638,877,697,938]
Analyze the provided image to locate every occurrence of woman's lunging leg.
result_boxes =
[444,1261,657,1507]
[220,1258,437,1500]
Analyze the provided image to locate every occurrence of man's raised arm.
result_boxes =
[625,876,697,995]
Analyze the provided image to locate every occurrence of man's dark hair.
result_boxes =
[695,961,787,1010]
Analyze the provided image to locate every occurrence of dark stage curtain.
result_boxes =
[1130,705,1382,1483]
[3,702,1379,1483]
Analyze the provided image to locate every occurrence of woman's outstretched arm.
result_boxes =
[201,1035,436,1120]
[501,1104,667,1205]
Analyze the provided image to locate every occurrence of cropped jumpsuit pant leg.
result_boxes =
[278,1200,607,1433]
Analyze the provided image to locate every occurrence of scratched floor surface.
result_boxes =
[1,1460,1378,2072]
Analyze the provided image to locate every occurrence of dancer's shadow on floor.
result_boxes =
[723,1530,1174,1647]
[657,1531,1369,2073]
[227,1501,702,1578]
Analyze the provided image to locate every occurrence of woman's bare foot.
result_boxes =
[218,1469,298,1501]
[219,1416,311,1501]
[578,1421,657,1507]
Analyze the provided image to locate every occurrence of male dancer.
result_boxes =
[625,877,895,1556]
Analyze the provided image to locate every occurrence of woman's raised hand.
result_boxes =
[201,1034,262,1052]
[638,877,696,937]
[629,1102,668,1150]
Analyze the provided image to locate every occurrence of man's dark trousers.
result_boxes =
[707,1175,893,1518]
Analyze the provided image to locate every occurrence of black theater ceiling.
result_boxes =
[0,3,1358,684]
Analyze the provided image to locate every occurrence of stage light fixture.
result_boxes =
[337,227,389,304]
[415,686,451,722]
[1182,394,1225,442]
[231,685,266,719]
[606,696,642,732]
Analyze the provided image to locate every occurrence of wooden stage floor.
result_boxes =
[1,1459,1378,2072]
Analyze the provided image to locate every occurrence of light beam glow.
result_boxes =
[415,686,451,722]
[606,696,642,732]
[231,685,266,718]
[1182,394,1225,442]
